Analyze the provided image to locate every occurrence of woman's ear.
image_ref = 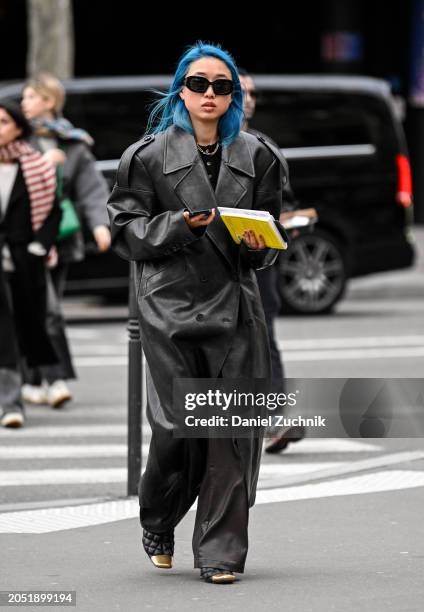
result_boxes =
[179,89,185,101]
[45,95,57,113]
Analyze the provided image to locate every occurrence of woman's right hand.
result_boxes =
[183,208,216,229]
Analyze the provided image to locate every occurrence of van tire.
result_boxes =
[277,228,347,315]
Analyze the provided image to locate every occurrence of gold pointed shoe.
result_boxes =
[142,529,174,570]
[200,567,236,584]
[150,554,173,569]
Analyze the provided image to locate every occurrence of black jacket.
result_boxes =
[0,165,60,368]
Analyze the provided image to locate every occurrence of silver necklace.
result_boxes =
[196,141,220,156]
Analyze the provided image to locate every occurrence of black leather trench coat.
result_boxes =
[107,125,287,508]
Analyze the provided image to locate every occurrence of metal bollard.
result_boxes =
[127,261,142,496]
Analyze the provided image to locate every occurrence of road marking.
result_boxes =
[0,444,129,459]
[279,335,424,350]
[67,329,110,340]
[264,450,424,488]
[68,334,424,351]
[0,462,344,486]
[70,347,424,367]
[278,439,382,453]
[2,449,422,487]
[0,424,127,438]
[283,347,424,362]
[259,462,342,475]
[0,468,127,486]
[20,406,126,417]
[74,357,127,367]
[0,439,381,456]
[254,469,424,505]
[0,469,423,533]
[69,346,127,355]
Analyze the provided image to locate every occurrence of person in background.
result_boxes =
[0,100,60,428]
[239,68,306,453]
[20,73,111,408]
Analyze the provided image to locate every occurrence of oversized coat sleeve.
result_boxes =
[107,145,202,262]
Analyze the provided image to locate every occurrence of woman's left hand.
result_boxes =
[242,230,266,250]
[93,225,112,252]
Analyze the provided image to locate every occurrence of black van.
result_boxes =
[0,75,414,313]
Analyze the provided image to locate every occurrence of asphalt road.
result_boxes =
[0,231,423,611]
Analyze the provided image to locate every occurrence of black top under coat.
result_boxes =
[198,143,222,191]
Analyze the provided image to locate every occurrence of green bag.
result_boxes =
[56,164,81,241]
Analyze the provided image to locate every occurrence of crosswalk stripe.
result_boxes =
[0,444,150,458]
[0,462,345,486]
[0,470,423,533]
[0,468,126,486]
[74,357,127,367]
[278,335,424,350]
[274,439,382,453]
[66,332,424,349]
[70,346,424,367]
[255,469,424,504]
[259,462,343,475]
[3,450,419,487]
[283,347,424,361]
[0,424,127,437]
[0,439,381,456]
[0,444,127,459]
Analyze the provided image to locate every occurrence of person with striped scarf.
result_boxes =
[0,100,61,428]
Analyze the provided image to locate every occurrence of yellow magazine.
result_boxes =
[218,207,288,250]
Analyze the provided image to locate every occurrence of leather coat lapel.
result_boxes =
[165,125,216,213]
[164,126,256,271]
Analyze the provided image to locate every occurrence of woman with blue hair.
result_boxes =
[107,42,287,584]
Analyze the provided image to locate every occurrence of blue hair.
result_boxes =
[146,42,244,147]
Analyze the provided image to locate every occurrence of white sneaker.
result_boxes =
[21,384,48,405]
[47,380,72,408]
[1,405,25,428]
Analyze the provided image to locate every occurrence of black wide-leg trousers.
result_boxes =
[140,431,252,573]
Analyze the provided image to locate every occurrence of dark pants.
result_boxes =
[140,434,250,572]
[28,265,76,384]
[0,368,22,408]
[139,340,265,572]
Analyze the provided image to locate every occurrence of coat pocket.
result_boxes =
[140,253,187,297]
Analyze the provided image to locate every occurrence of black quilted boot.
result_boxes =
[200,567,236,584]
[142,529,174,569]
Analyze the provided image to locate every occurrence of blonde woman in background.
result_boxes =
[20,73,111,408]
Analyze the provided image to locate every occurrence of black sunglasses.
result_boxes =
[184,76,234,96]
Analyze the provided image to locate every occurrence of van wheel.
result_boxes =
[277,229,347,314]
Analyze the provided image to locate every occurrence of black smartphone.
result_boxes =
[187,209,213,218]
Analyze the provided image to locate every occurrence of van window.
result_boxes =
[63,90,155,159]
[251,91,394,156]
